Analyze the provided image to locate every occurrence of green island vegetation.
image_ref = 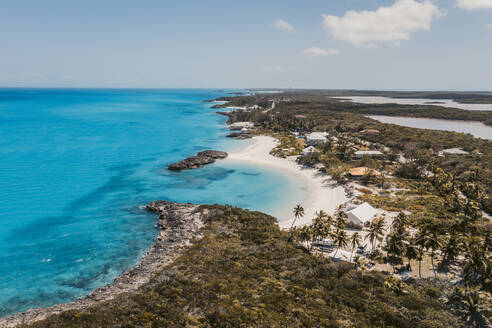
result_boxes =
[248,89,492,105]
[217,90,492,126]
[217,91,492,214]
[25,205,469,328]
[213,91,492,326]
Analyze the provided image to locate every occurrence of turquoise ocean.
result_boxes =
[0,89,306,317]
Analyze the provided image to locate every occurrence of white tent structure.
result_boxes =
[346,202,378,226]
[302,146,318,156]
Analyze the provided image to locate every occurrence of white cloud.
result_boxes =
[457,0,492,10]
[487,22,492,28]
[301,47,340,57]
[263,65,287,72]
[322,0,443,47]
[274,20,294,32]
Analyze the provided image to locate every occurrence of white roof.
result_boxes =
[302,146,318,154]
[346,202,378,224]
[230,121,254,128]
[443,148,468,154]
[355,150,383,155]
[306,132,328,140]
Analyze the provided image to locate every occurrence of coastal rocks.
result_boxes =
[0,202,205,328]
[226,132,253,139]
[168,150,228,171]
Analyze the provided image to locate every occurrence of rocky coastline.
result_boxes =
[167,150,228,171]
[0,202,205,328]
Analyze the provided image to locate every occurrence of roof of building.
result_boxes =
[346,202,378,224]
[361,129,380,133]
[348,167,380,177]
[306,132,328,140]
[302,146,318,153]
[442,148,469,155]
[354,150,383,156]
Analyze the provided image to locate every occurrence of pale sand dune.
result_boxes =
[225,136,348,229]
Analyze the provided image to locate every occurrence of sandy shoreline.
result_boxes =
[225,135,349,229]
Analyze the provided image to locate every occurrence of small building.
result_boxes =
[306,132,328,144]
[354,150,383,158]
[361,129,380,134]
[348,167,380,178]
[442,148,469,155]
[229,122,254,129]
[302,146,318,156]
[346,202,378,226]
[312,238,334,248]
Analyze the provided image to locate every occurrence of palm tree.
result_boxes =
[392,212,409,234]
[350,232,362,262]
[297,225,312,249]
[333,229,349,258]
[440,233,462,270]
[384,231,405,273]
[404,241,418,270]
[426,231,442,278]
[365,217,386,252]
[311,211,331,248]
[414,230,428,279]
[291,204,305,230]
[335,210,348,230]
[447,287,491,327]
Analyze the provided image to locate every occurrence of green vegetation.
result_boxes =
[217,92,492,213]
[25,205,464,327]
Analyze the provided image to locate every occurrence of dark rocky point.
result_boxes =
[168,150,228,171]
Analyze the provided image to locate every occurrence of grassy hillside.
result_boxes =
[24,205,463,328]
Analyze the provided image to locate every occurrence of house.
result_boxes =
[354,150,383,158]
[347,167,380,178]
[361,129,380,134]
[312,238,334,247]
[302,146,318,156]
[346,202,378,226]
[441,148,469,155]
[229,122,254,129]
[306,132,328,144]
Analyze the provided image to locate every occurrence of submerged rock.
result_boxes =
[168,150,228,171]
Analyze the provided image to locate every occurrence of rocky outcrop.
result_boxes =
[0,202,205,328]
[167,150,228,171]
[226,132,253,139]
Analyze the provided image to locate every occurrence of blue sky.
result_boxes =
[1,0,491,90]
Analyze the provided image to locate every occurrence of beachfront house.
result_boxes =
[346,202,378,226]
[302,146,318,156]
[306,132,328,145]
[354,150,383,159]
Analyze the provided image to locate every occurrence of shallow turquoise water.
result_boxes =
[0,89,305,317]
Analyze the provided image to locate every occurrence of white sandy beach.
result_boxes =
[225,135,348,229]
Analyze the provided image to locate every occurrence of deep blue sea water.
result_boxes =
[0,89,306,317]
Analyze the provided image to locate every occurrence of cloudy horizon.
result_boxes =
[1,0,491,90]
